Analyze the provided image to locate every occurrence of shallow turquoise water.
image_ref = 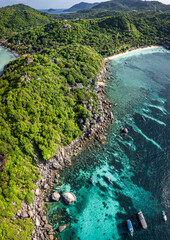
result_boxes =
[47,48,170,240]
[0,46,15,74]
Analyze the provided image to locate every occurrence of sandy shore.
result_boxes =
[105,45,162,61]
[0,44,19,58]
[98,45,163,87]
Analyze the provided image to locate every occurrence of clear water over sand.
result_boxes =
[0,46,15,74]
[47,48,170,240]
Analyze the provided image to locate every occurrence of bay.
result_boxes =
[47,47,170,240]
[0,46,15,75]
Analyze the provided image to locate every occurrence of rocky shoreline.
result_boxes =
[3,44,166,239]
[5,54,113,239]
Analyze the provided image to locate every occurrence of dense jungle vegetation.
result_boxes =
[0,3,170,239]
[57,0,170,20]
[0,44,102,239]
[88,0,170,12]
[6,13,170,56]
[0,4,52,37]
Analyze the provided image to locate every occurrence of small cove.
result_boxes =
[46,47,170,240]
[0,46,16,75]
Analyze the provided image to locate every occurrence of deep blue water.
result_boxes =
[47,48,170,240]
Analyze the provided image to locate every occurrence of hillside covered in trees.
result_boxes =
[90,0,170,12]
[64,1,99,12]
[0,43,103,238]
[6,13,170,56]
[0,4,52,37]
[0,3,170,239]
[60,0,170,20]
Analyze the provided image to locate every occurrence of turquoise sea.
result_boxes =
[47,48,170,240]
[0,46,15,75]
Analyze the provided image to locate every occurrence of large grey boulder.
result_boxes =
[43,184,48,189]
[21,210,28,218]
[52,161,62,169]
[51,192,60,201]
[44,224,53,230]
[62,192,76,205]
[28,210,33,218]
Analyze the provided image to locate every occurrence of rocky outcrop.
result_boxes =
[51,192,60,201]
[96,134,106,145]
[58,224,68,232]
[110,112,114,123]
[35,188,40,196]
[62,192,76,205]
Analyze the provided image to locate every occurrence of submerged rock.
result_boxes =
[124,127,128,133]
[62,192,76,205]
[58,224,68,232]
[51,192,60,201]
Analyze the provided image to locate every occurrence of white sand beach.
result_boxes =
[105,45,162,61]
[98,45,163,86]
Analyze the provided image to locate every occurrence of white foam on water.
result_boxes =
[142,108,150,113]
[150,96,166,104]
[117,138,136,151]
[142,113,166,126]
[133,125,162,150]
[146,103,168,115]
[135,109,166,126]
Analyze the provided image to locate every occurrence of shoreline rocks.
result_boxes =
[62,192,76,205]
[58,224,68,233]
[12,60,113,240]
[51,192,61,201]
